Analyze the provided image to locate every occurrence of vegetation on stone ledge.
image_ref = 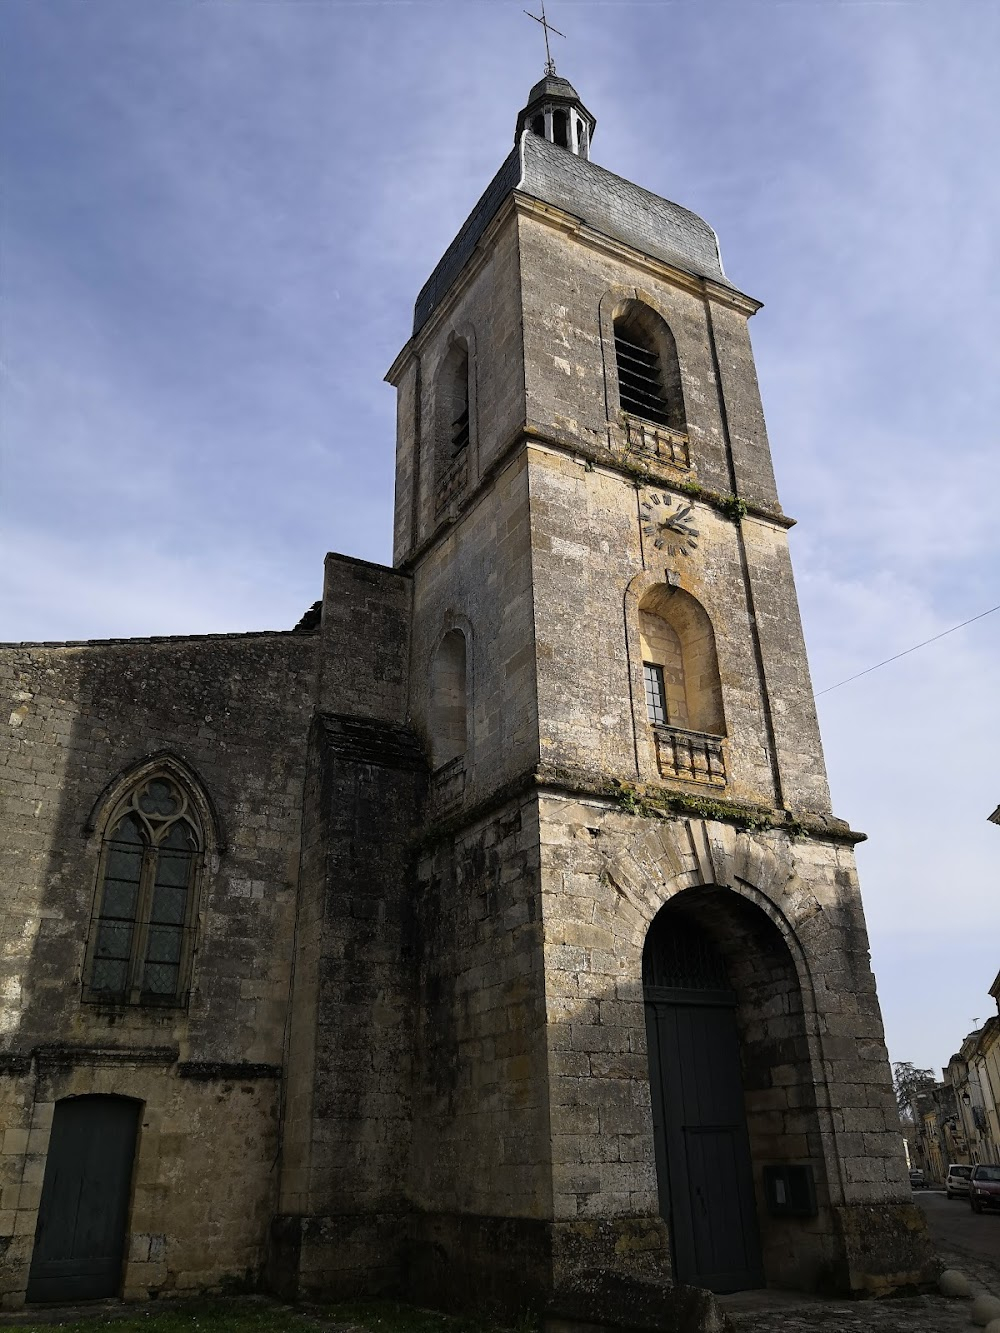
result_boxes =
[718,494,749,524]
[618,467,752,528]
[608,779,808,838]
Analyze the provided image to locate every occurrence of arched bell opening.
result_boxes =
[643,887,829,1294]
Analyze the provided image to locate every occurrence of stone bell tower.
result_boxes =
[385,74,933,1311]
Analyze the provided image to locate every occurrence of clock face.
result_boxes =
[640,492,700,557]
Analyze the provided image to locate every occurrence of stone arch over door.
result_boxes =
[27,1094,142,1303]
[644,886,828,1292]
[594,817,842,1293]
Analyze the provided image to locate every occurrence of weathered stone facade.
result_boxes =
[1,74,932,1317]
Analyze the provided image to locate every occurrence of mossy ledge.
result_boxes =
[414,761,864,851]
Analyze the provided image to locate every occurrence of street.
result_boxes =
[724,1187,1000,1331]
[913,1188,1000,1284]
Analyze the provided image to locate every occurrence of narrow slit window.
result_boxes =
[643,661,668,726]
[614,321,671,428]
[450,353,470,456]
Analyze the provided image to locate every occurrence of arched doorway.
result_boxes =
[643,887,822,1293]
[27,1095,141,1302]
[644,904,763,1291]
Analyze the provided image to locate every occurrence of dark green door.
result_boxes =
[643,908,763,1294]
[27,1096,140,1303]
[646,994,764,1292]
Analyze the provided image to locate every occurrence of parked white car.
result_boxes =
[946,1163,973,1198]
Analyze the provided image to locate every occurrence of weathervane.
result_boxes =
[524,0,565,76]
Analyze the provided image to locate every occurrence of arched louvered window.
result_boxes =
[613,305,686,433]
[86,774,203,1005]
[615,318,670,427]
[450,348,470,456]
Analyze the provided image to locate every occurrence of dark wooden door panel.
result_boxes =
[27,1096,140,1303]
[646,998,763,1293]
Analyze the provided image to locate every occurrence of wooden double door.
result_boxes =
[645,989,764,1293]
[27,1096,140,1303]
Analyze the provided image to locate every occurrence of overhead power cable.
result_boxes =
[817,603,1000,696]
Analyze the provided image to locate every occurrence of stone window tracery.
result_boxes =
[85,773,204,1006]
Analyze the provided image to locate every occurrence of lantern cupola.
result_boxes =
[515,73,595,159]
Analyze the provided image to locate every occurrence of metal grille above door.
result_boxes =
[642,913,731,992]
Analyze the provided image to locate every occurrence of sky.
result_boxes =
[2,0,998,1077]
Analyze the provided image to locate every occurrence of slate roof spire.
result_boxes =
[515,72,595,160]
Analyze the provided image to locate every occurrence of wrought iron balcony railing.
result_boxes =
[653,724,726,787]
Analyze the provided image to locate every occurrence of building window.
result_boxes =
[612,303,686,436]
[643,661,668,726]
[435,336,474,513]
[615,320,670,427]
[450,350,470,456]
[638,587,725,737]
[86,775,202,1005]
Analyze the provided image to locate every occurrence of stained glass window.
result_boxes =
[87,774,201,1005]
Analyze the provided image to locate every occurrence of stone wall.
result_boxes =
[526,447,783,809]
[405,794,551,1309]
[536,795,933,1295]
[391,206,526,566]
[515,205,832,818]
[408,449,540,813]
[0,1058,280,1304]
[0,629,318,1303]
[271,713,426,1301]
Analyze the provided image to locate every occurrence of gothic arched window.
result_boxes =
[85,773,204,1005]
[613,304,686,434]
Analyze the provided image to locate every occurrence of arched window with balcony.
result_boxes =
[84,765,210,1006]
[637,584,726,786]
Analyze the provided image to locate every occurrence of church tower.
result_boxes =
[0,66,938,1319]
[385,75,933,1306]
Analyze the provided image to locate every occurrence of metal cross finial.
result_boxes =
[524,0,565,76]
